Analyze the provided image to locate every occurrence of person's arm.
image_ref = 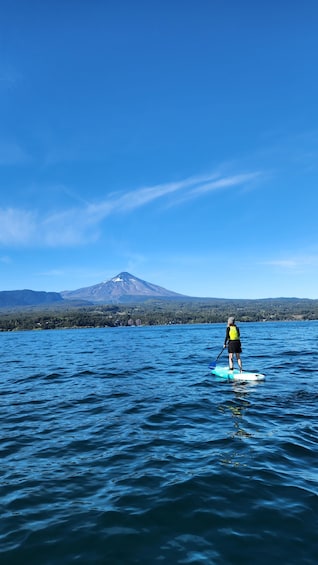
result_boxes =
[224,327,230,346]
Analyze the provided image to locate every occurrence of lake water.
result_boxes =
[1,321,318,564]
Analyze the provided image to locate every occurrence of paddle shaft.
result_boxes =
[209,346,225,369]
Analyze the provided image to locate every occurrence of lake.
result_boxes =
[1,321,318,564]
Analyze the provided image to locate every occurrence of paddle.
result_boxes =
[208,346,225,369]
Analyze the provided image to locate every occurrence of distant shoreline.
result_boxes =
[0,299,317,332]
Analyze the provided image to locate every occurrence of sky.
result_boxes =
[1,0,318,299]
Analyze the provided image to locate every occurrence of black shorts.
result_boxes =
[228,340,242,354]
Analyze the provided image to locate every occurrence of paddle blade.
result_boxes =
[209,346,225,370]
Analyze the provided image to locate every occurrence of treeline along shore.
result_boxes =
[0,297,318,331]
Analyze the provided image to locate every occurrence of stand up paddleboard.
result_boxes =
[211,365,265,381]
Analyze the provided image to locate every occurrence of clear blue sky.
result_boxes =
[1,0,318,298]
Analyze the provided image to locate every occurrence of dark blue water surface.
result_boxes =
[1,321,318,564]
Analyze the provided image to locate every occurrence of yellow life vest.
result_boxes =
[229,326,239,340]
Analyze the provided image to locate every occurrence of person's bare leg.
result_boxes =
[236,353,242,372]
[229,352,234,370]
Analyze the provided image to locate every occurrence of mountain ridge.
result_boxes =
[0,290,64,308]
[60,271,185,303]
[0,271,317,309]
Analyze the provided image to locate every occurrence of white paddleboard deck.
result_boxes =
[211,366,265,381]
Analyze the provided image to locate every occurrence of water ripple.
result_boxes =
[1,322,318,563]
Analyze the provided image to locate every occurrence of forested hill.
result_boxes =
[0,297,317,331]
[0,290,64,308]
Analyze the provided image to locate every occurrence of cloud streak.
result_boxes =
[0,170,261,247]
[191,172,261,194]
[262,255,318,271]
[0,208,36,245]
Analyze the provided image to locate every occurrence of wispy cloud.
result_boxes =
[0,170,261,247]
[265,259,299,268]
[86,172,222,216]
[0,208,36,245]
[262,255,318,271]
[130,172,236,208]
[190,172,261,195]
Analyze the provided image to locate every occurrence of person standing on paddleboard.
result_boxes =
[223,317,243,372]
